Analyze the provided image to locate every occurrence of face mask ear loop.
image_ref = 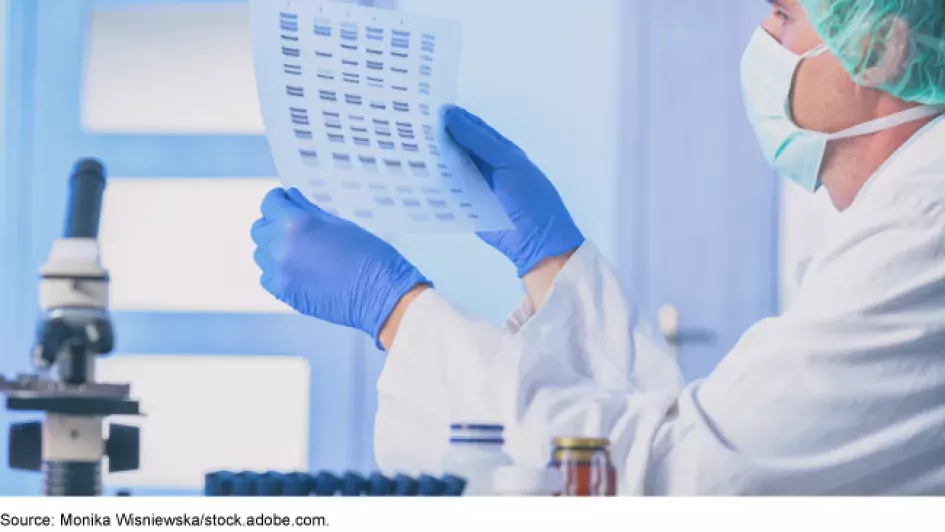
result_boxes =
[801,43,829,60]
[829,104,945,141]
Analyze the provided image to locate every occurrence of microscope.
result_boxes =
[0,158,141,496]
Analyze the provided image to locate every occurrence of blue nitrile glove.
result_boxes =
[251,188,430,346]
[445,106,585,277]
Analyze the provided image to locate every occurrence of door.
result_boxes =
[619,1,780,381]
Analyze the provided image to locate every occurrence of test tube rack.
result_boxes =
[205,471,467,497]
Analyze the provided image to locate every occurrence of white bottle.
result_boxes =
[440,423,513,496]
[493,466,563,496]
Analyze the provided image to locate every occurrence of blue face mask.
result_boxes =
[740,28,945,193]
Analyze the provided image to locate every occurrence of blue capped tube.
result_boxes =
[313,472,341,496]
[394,474,419,496]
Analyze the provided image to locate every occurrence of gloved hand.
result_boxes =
[251,188,430,345]
[445,106,585,277]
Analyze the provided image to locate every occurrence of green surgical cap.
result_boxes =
[798,0,945,105]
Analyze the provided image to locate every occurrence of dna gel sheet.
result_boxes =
[250,0,512,233]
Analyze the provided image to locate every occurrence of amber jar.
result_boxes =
[548,437,617,496]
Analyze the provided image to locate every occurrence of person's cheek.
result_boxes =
[778,28,806,55]
[801,56,874,133]
[761,16,784,43]
[791,56,842,132]
[789,58,821,130]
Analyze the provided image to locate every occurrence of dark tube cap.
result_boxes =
[417,474,446,496]
[234,471,261,496]
[341,472,367,496]
[394,474,419,496]
[367,473,394,496]
[258,472,285,496]
[442,474,467,496]
[283,472,312,496]
[312,471,341,496]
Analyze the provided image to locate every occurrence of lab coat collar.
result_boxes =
[856,112,945,201]
[794,113,945,290]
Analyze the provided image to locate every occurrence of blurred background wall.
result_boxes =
[0,0,838,494]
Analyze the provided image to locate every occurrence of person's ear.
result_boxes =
[857,17,910,88]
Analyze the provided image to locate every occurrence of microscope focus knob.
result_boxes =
[106,424,139,473]
[9,421,43,471]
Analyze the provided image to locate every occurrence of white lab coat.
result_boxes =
[374,115,945,495]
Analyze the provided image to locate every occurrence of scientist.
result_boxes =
[251,0,945,494]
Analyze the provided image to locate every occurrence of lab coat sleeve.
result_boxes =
[377,209,945,493]
[374,241,683,478]
[504,243,684,395]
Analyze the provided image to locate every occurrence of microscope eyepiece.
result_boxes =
[64,158,106,239]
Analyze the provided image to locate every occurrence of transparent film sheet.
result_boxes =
[250,0,512,233]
